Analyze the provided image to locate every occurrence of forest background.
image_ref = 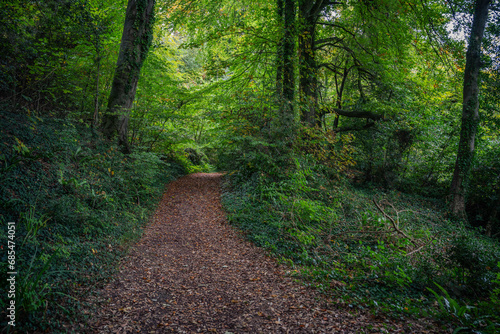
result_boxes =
[0,0,499,332]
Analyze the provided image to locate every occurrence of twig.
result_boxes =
[406,234,439,257]
[343,230,394,234]
[373,199,417,245]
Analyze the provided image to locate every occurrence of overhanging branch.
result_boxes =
[317,63,343,75]
[315,37,344,47]
[334,122,376,132]
[329,107,386,121]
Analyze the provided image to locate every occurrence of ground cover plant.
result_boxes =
[1,0,499,332]
[221,133,500,333]
[0,110,186,332]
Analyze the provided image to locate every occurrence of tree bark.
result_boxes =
[449,0,491,217]
[329,108,385,120]
[276,0,284,99]
[298,0,334,127]
[101,0,156,153]
[298,0,319,127]
[333,60,352,129]
[281,0,296,129]
[92,54,101,129]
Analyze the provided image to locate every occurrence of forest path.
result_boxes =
[85,173,439,333]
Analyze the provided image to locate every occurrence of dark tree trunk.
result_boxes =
[298,0,331,127]
[276,0,284,99]
[486,186,500,236]
[101,0,156,153]
[333,60,351,129]
[281,0,296,128]
[92,54,101,129]
[449,0,491,217]
[298,1,318,126]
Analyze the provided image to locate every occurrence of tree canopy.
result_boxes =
[1,0,500,331]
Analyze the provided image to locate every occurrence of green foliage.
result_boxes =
[467,143,500,234]
[492,263,500,306]
[17,249,59,317]
[222,150,500,330]
[20,206,50,247]
[448,234,500,295]
[0,111,184,331]
[0,0,124,116]
[296,126,356,178]
[428,283,500,333]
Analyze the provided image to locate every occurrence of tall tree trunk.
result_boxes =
[101,0,156,153]
[449,0,491,217]
[281,0,296,129]
[276,0,284,99]
[92,54,101,129]
[333,60,351,129]
[298,0,329,127]
[485,185,500,236]
[298,1,318,126]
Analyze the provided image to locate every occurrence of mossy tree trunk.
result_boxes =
[274,0,296,140]
[449,0,491,217]
[276,0,284,100]
[282,0,296,128]
[298,0,335,128]
[101,0,156,153]
[298,0,319,127]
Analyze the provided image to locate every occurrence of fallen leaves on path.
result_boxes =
[83,173,443,333]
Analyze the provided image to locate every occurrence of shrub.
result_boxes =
[0,111,185,331]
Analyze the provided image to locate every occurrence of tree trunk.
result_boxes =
[333,60,351,129]
[92,54,101,129]
[298,1,318,127]
[101,0,156,153]
[486,186,500,236]
[449,0,491,217]
[298,0,330,127]
[276,0,284,99]
[281,0,296,129]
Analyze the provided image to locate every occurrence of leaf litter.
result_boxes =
[81,173,443,333]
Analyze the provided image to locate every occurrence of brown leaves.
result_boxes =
[81,173,443,334]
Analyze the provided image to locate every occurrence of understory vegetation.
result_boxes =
[221,152,500,332]
[1,0,499,332]
[0,111,191,331]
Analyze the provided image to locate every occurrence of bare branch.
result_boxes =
[317,63,343,75]
[317,22,356,37]
[334,123,376,132]
[330,107,386,120]
[373,199,417,245]
[406,235,438,256]
[315,37,344,46]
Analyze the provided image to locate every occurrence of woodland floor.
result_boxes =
[81,173,445,334]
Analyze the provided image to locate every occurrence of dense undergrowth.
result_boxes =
[0,111,187,332]
[220,136,500,333]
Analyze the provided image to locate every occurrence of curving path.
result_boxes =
[85,173,441,333]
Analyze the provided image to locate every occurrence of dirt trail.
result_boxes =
[85,173,440,333]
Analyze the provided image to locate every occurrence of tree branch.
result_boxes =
[373,199,417,245]
[315,37,344,45]
[317,63,343,75]
[334,123,376,132]
[317,22,356,37]
[330,107,386,120]
[406,234,439,256]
